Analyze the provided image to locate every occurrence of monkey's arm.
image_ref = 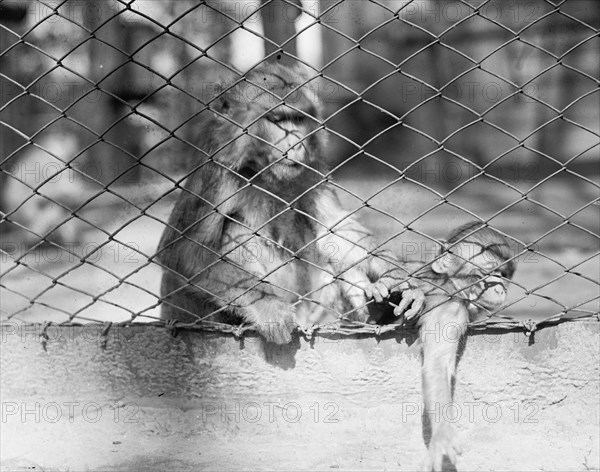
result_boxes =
[315,211,425,320]
[419,300,468,471]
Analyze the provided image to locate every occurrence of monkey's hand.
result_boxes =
[393,284,425,321]
[247,300,297,345]
[425,422,462,471]
[365,278,425,321]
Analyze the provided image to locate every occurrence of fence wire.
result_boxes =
[0,0,598,338]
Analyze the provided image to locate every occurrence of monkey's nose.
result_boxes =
[492,285,505,296]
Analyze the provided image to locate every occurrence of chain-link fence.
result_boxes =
[1,0,598,338]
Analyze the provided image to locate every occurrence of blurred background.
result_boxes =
[1,0,598,325]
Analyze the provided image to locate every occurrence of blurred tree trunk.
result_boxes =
[0,3,28,212]
[83,1,139,185]
[260,0,301,66]
[422,42,451,191]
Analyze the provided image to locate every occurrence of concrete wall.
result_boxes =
[1,322,599,471]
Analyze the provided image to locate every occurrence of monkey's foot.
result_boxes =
[425,423,462,471]
[298,322,317,340]
[251,302,297,345]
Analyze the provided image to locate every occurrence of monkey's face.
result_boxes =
[433,240,516,314]
[257,104,320,180]
[241,94,321,182]
[213,66,323,184]
[452,243,515,312]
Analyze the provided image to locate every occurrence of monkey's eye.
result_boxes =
[492,266,511,279]
[460,273,482,285]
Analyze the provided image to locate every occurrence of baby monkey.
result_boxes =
[400,221,516,471]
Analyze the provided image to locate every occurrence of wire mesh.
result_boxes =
[1,0,598,338]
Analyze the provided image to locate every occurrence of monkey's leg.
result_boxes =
[162,254,297,344]
[419,301,468,471]
[160,271,211,324]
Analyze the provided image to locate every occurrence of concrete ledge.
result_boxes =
[1,322,599,471]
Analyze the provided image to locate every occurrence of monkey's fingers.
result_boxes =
[403,288,425,320]
[426,424,462,471]
[365,281,389,303]
[393,288,425,320]
[363,283,375,301]
[431,443,461,472]
[393,291,412,317]
[425,448,452,472]
[389,280,410,294]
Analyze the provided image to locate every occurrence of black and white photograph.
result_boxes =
[1,1,599,471]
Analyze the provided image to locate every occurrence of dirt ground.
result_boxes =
[2,391,599,471]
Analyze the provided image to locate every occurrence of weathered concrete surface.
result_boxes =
[1,322,599,471]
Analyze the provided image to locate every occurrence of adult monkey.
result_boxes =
[156,63,424,343]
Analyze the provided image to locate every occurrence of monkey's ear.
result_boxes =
[431,251,458,275]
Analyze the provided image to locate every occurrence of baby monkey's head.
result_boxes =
[431,222,516,315]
